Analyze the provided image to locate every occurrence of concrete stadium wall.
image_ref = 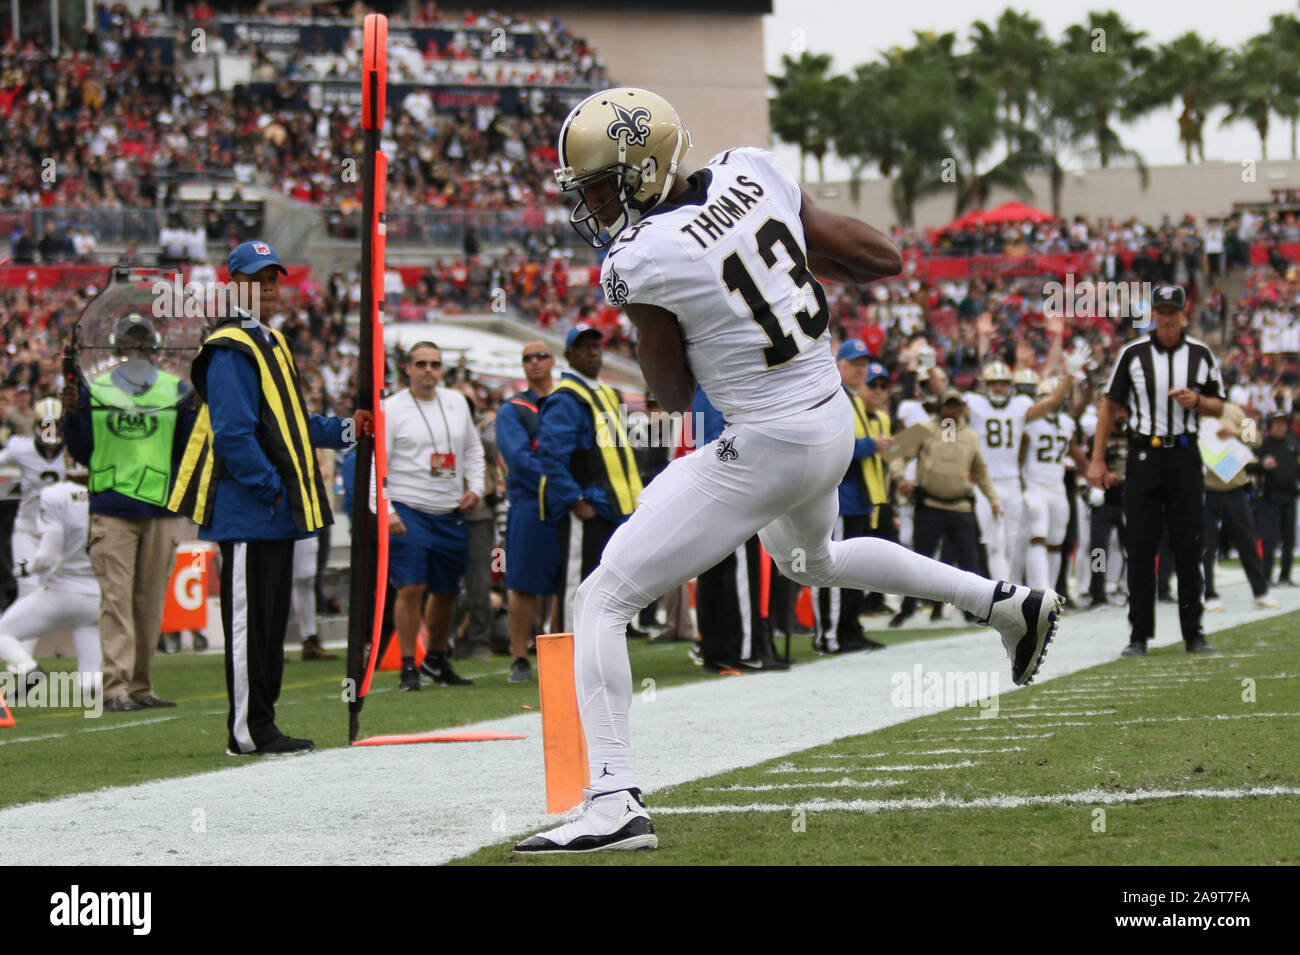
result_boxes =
[547,6,770,169]
[802,159,1300,231]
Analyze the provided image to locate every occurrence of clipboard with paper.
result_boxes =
[1198,426,1255,484]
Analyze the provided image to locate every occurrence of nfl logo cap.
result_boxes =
[1152,285,1186,310]
[227,240,288,277]
[565,322,602,349]
[836,339,869,361]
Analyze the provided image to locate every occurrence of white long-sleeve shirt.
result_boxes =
[382,387,486,515]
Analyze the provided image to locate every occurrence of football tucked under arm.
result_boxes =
[626,302,696,414]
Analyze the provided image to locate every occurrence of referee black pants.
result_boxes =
[814,512,871,647]
[1203,488,1268,598]
[552,512,617,634]
[696,536,767,666]
[1123,444,1205,644]
[898,504,980,617]
[1259,497,1297,583]
[220,539,295,753]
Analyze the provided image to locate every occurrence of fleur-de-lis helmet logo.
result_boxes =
[607,104,652,148]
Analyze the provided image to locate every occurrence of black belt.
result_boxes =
[1129,433,1196,449]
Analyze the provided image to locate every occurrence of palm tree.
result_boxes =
[1265,13,1300,158]
[946,65,1039,215]
[769,52,842,181]
[1221,34,1298,160]
[1137,32,1229,163]
[1055,11,1154,168]
[968,9,1053,154]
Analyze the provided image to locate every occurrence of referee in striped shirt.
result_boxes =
[1087,284,1223,657]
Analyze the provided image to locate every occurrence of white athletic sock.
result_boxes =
[1027,545,1049,590]
[291,577,316,640]
[573,564,641,798]
[827,537,997,620]
[71,626,102,677]
[0,634,37,673]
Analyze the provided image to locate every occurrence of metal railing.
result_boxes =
[320,207,585,248]
[0,204,266,254]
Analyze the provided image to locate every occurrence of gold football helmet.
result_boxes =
[554,87,692,248]
[1012,367,1041,396]
[982,361,1013,407]
[33,396,64,460]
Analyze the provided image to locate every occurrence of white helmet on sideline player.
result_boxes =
[33,396,63,461]
[982,361,1013,407]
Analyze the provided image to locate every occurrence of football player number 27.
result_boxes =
[722,218,829,368]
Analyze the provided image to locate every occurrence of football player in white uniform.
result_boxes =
[514,88,1064,854]
[1021,377,1090,591]
[0,464,101,697]
[0,397,67,600]
[966,343,1090,583]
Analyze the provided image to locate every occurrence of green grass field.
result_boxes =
[0,620,971,810]
[457,612,1300,865]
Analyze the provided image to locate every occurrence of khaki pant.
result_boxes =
[88,514,178,700]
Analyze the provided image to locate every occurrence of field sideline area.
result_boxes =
[2,567,1297,865]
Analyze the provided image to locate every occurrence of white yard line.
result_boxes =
[653,785,1300,815]
[768,760,979,773]
[3,585,1297,865]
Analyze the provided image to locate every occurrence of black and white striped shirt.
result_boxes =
[1104,333,1223,437]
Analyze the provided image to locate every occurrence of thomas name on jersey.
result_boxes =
[678,174,765,251]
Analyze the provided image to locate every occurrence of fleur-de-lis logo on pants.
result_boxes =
[716,436,738,462]
[607,104,652,147]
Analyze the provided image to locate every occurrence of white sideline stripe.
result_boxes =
[899,747,1024,755]
[807,752,888,759]
[768,760,978,773]
[960,709,1117,719]
[1,583,1295,864]
[704,778,906,792]
[0,732,67,746]
[915,731,1055,740]
[653,786,1300,816]
[83,717,177,734]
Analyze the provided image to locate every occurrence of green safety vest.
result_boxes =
[88,371,181,506]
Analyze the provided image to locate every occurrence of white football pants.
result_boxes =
[1023,482,1070,590]
[976,479,1023,583]
[572,390,1000,797]
[0,587,101,687]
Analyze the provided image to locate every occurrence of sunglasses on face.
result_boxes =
[866,380,890,390]
[523,352,552,363]
[412,360,442,369]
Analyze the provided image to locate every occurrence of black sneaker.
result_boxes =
[739,655,791,671]
[15,665,46,703]
[1086,596,1111,611]
[398,666,421,692]
[888,609,913,629]
[508,657,532,683]
[1185,637,1217,654]
[1121,641,1148,657]
[103,694,143,712]
[227,734,314,756]
[929,603,944,622]
[419,656,473,686]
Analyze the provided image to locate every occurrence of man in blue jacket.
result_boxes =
[812,343,894,653]
[167,240,369,755]
[536,323,642,634]
[495,340,556,683]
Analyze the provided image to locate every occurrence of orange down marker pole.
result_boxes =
[536,632,589,813]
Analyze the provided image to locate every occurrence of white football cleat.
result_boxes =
[981,581,1064,686]
[1254,596,1280,609]
[1205,600,1226,612]
[514,788,658,854]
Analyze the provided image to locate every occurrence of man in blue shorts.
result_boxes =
[496,340,557,683]
[382,341,486,691]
